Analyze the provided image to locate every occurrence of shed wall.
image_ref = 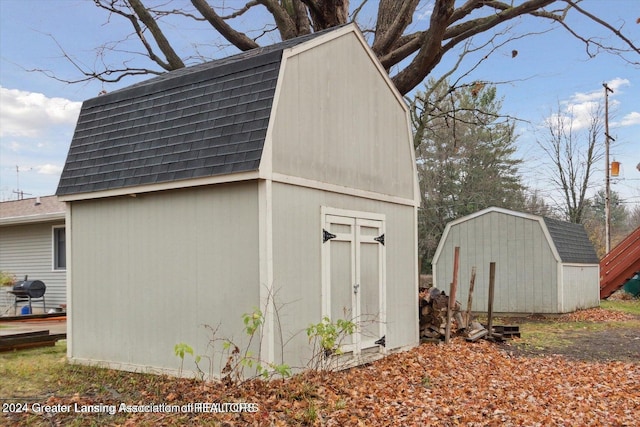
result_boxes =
[0,221,66,311]
[68,183,261,375]
[270,31,415,201]
[560,265,600,313]
[434,211,559,313]
[270,182,418,368]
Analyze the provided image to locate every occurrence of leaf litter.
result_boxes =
[6,338,638,426]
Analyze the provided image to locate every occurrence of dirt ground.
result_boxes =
[494,306,640,363]
[500,324,640,362]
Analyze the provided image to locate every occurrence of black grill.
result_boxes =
[8,277,46,315]
[11,280,46,299]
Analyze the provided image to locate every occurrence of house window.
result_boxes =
[53,227,66,270]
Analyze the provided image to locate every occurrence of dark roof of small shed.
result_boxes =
[56,28,338,196]
[542,217,599,264]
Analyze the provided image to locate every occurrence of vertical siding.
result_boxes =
[271,32,415,201]
[69,183,260,375]
[560,265,600,312]
[271,183,417,369]
[0,221,66,312]
[435,211,559,313]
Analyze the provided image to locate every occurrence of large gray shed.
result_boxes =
[56,25,419,377]
[432,207,599,314]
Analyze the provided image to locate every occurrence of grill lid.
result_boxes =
[12,280,46,298]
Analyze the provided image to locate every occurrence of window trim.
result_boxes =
[52,225,66,271]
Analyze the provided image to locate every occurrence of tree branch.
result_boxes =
[256,0,299,40]
[219,1,260,20]
[190,0,260,51]
[129,0,185,70]
[392,0,455,95]
[48,0,640,96]
[558,0,639,61]
[94,0,179,71]
[372,0,420,57]
[30,34,164,85]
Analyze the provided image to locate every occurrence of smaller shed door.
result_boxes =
[322,209,386,355]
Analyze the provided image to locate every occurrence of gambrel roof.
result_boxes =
[434,207,599,266]
[542,216,599,264]
[56,28,341,197]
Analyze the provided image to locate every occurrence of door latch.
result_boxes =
[353,284,360,294]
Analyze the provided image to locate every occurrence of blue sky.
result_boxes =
[0,0,638,211]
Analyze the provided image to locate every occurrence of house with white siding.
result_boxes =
[56,24,420,378]
[0,196,67,313]
[432,207,600,314]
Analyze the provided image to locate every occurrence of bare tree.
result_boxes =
[628,205,640,230]
[536,102,603,223]
[582,189,629,257]
[41,0,639,96]
[522,189,554,217]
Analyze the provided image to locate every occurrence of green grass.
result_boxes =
[600,299,640,316]
[0,341,70,397]
[510,300,640,351]
[0,340,187,426]
[518,321,595,349]
[0,340,166,400]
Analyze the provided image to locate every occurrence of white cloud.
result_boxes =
[566,78,629,106]
[558,78,631,131]
[619,111,640,127]
[606,77,630,92]
[5,140,23,152]
[0,86,81,138]
[568,91,601,104]
[0,87,79,199]
[35,164,64,175]
[570,102,599,130]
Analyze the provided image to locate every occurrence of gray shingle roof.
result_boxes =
[543,217,599,264]
[0,196,65,225]
[56,29,336,196]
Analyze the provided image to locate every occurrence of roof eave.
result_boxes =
[58,170,261,202]
[0,212,66,226]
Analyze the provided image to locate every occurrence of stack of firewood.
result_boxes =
[419,287,488,341]
[419,287,461,338]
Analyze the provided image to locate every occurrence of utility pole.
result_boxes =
[603,83,614,254]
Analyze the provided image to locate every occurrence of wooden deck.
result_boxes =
[0,315,66,352]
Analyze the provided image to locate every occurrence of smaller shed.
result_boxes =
[432,207,600,314]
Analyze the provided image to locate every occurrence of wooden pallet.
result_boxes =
[487,325,521,339]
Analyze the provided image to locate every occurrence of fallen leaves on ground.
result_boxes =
[559,307,635,322]
[6,339,639,426]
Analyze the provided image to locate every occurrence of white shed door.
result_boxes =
[322,209,386,355]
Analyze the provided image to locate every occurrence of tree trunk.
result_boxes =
[301,0,349,30]
[372,0,420,58]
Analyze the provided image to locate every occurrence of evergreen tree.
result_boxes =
[412,79,525,272]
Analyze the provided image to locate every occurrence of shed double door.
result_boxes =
[322,209,386,354]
